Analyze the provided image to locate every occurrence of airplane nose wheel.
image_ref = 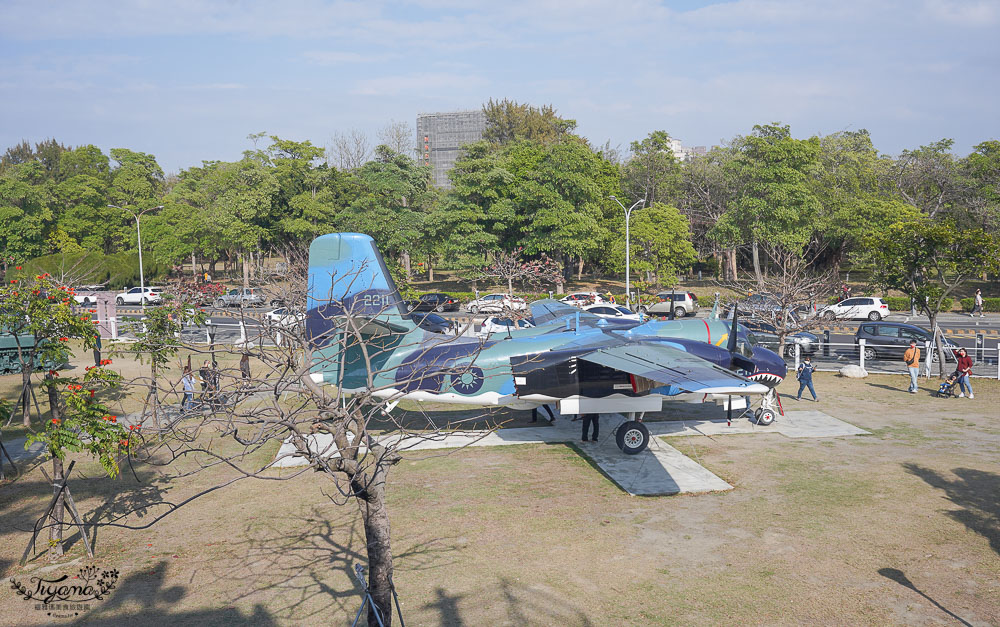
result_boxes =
[616,420,650,455]
[754,407,776,426]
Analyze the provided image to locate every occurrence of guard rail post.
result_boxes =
[859,339,865,370]
[975,333,984,362]
[205,319,212,345]
[997,343,999,380]
[823,330,830,357]
[794,343,801,371]
[239,320,247,344]
[110,316,118,340]
[923,340,932,378]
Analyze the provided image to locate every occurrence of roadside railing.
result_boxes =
[786,339,999,379]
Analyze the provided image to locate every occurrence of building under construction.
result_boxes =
[416,110,486,188]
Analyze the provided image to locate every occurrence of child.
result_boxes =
[936,372,959,398]
[795,356,818,401]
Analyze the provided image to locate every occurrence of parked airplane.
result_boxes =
[306,233,787,454]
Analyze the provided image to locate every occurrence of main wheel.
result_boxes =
[868,311,882,321]
[784,344,797,358]
[214,299,225,308]
[754,408,776,426]
[616,420,649,455]
[435,304,445,312]
[824,311,836,320]
[469,305,479,314]
[142,297,149,305]
[863,346,877,360]
[675,306,687,317]
[116,297,124,305]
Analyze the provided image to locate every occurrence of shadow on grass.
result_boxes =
[499,577,594,626]
[878,567,972,626]
[903,464,1000,556]
[63,560,278,626]
[194,504,463,623]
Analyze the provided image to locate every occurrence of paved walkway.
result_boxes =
[271,409,869,496]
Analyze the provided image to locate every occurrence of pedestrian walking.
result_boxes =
[903,339,921,393]
[971,289,984,317]
[955,348,974,399]
[181,367,195,411]
[199,359,212,399]
[581,413,599,443]
[795,356,818,401]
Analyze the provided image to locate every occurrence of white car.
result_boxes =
[582,304,642,322]
[820,297,890,321]
[477,316,535,338]
[560,292,604,308]
[465,293,528,314]
[264,307,305,328]
[115,286,164,305]
[73,285,106,306]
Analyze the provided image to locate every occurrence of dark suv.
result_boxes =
[854,322,958,362]
[741,318,819,358]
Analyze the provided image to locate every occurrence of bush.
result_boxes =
[960,297,1000,312]
[12,251,169,290]
[883,296,954,312]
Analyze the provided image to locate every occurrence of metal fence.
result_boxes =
[785,339,999,379]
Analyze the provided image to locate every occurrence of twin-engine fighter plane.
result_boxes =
[306,233,787,454]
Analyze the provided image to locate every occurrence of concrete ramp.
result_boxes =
[271,410,866,497]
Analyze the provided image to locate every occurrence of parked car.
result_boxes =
[741,318,819,359]
[582,304,642,322]
[407,293,460,312]
[214,288,265,308]
[263,307,305,328]
[854,322,958,362]
[115,286,164,305]
[821,297,890,321]
[73,284,106,306]
[639,291,699,317]
[465,293,528,314]
[560,292,604,308]
[477,316,535,338]
[407,312,455,334]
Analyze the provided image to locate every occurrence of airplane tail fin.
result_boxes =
[306,233,415,387]
[709,292,720,319]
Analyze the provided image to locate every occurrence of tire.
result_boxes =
[824,311,836,321]
[81,297,91,306]
[675,306,686,318]
[142,297,149,305]
[214,299,225,308]
[638,306,648,315]
[863,347,877,361]
[469,305,479,314]
[868,311,882,321]
[615,420,649,455]
[435,304,445,313]
[754,408,776,426]
[784,344,797,359]
[116,297,124,305]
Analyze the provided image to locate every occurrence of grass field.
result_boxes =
[1,367,999,625]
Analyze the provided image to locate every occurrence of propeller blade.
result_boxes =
[727,303,739,354]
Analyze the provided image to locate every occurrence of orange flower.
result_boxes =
[9,280,15,284]
[120,439,129,447]
[110,415,117,423]
[51,418,60,425]
[59,337,68,342]
[15,266,21,270]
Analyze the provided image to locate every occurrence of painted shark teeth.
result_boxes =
[749,372,784,386]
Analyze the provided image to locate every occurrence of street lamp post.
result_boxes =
[110,204,163,310]
[610,196,645,310]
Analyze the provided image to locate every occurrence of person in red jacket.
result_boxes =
[955,348,974,399]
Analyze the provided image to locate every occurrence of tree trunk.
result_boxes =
[507,277,513,295]
[401,252,411,280]
[49,456,66,559]
[428,261,434,282]
[355,472,395,626]
[577,256,584,280]
[20,356,32,427]
[191,251,197,277]
[752,241,763,287]
[242,253,250,290]
[150,360,160,429]
[726,248,738,281]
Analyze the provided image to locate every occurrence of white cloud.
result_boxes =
[351,72,487,96]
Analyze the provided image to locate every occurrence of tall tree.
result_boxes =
[623,130,683,207]
[482,99,576,145]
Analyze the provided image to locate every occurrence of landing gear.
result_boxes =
[754,389,781,426]
[615,419,649,455]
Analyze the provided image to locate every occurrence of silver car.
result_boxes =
[639,291,699,317]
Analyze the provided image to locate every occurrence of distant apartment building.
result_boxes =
[665,137,708,161]
[416,110,486,188]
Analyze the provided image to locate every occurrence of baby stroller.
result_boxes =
[935,373,959,398]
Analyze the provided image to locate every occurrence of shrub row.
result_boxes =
[960,297,1000,312]
[12,251,169,290]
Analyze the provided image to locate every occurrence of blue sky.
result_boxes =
[1,0,998,174]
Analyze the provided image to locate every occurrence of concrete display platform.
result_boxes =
[271,409,869,496]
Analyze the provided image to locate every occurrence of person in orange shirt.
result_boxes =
[903,339,921,393]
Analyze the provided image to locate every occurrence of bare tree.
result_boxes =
[473,248,563,296]
[719,244,838,351]
[329,129,373,171]
[377,120,415,157]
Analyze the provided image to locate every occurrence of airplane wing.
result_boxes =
[578,342,769,396]
[528,299,582,325]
